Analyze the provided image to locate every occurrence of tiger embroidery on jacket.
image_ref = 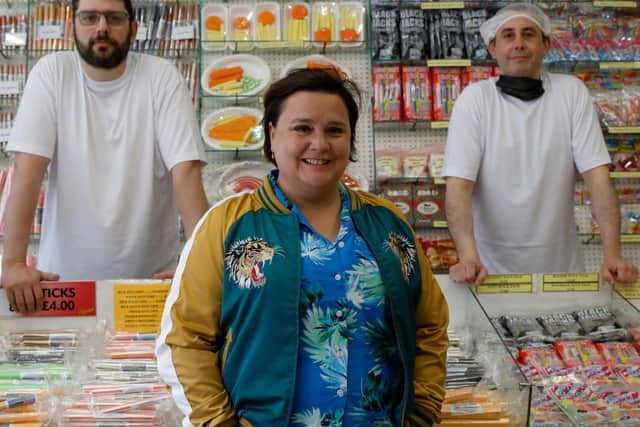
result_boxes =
[384,232,416,281]
[225,238,278,289]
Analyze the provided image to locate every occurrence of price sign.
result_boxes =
[543,273,599,292]
[614,281,640,299]
[113,283,170,332]
[477,274,533,293]
[1,281,96,317]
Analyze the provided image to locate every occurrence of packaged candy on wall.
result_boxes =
[311,2,337,47]
[399,7,427,61]
[228,4,254,51]
[429,10,465,59]
[401,65,431,121]
[375,148,404,179]
[413,182,445,228]
[371,7,399,60]
[254,2,281,45]
[462,65,496,88]
[283,2,311,44]
[431,67,463,121]
[378,181,412,222]
[201,4,226,51]
[337,2,365,47]
[461,9,488,61]
[372,65,402,121]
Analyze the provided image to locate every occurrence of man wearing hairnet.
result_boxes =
[442,3,638,285]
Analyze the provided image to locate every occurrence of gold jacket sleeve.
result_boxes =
[412,246,449,425]
[156,207,237,426]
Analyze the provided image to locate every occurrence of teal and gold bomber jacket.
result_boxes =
[156,176,449,427]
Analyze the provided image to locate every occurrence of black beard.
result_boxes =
[74,30,131,70]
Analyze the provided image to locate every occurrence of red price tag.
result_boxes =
[9,281,97,317]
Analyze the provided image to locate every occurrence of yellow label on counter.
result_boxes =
[621,235,640,243]
[427,59,471,67]
[433,178,446,185]
[113,283,170,332]
[477,274,533,294]
[615,282,640,299]
[421,2,465,9]
[432,220,448,228]
[543,273,599,292]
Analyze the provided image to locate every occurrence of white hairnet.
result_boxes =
[479,3,551,45]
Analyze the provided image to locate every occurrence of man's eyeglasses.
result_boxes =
[76,11,130,27]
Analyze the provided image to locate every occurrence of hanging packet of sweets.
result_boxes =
[431,67,462,121]
[379,181,413,224]
[399,7,427,61]
[461,65,495,88]
[371,7,399,61]
[462,9,488,61]
[413,182,445,228]
[402,65,431,121]
[437,10,464,59]
[372,65,402,122]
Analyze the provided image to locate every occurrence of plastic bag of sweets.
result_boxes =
[371,7,399,61]
[399,7,428,61]
[378,181,413,225]
[574,306,627,341]
[413,182,445,228]
[500,315,550,343]
[401,65,431,121]
[436,10,465,59]
[537,312,584,340]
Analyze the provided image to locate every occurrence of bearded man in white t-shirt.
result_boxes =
[443,3,637,285]
[1,0,209,312]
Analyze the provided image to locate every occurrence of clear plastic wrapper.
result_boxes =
[537,312,583,339]
[371,6,399,60]
[399,7,427,61]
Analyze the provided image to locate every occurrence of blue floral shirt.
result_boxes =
[269,172,402,427]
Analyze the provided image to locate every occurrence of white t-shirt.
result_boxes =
[7,51,206,280]
[443,72,610,274]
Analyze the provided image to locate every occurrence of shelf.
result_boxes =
[373,120,449,130]
[599,61,640,70]
[372,58,495,67]
[580,233,640,243]
[593,0,638,7]
[378,176,445,185]
[426,59,471,67]
[610,171,640,179]
[420,2,465,9]
[606,126,640,134]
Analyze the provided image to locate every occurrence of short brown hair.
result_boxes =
[262,68,361,165]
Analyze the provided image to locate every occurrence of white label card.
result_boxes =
[172,25,194,40]
[37,24,64,40]
[0,80,20,95]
